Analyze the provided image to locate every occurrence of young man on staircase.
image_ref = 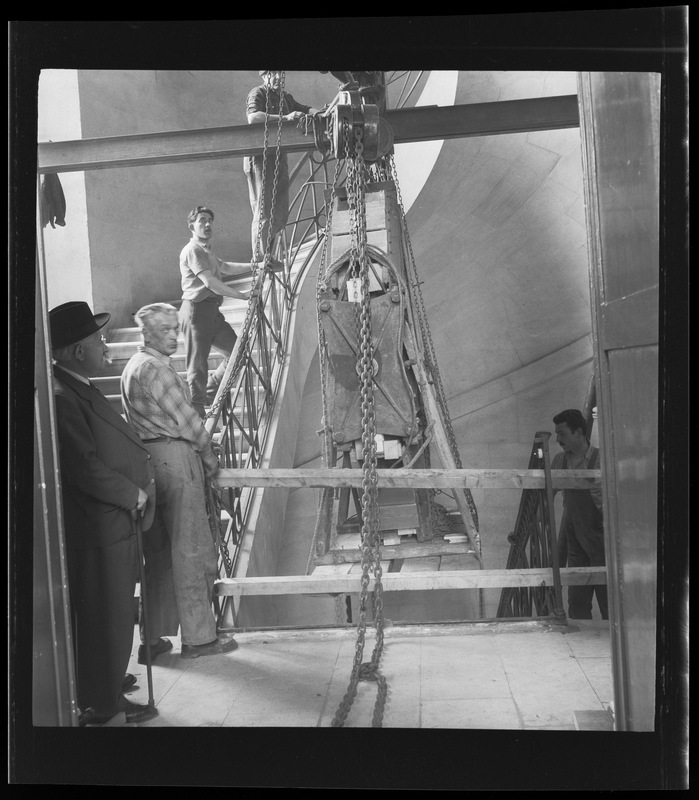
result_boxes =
[178,205,264,418]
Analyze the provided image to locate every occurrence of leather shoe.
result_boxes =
[137,637,173,665]
[80,695,158,725]
[122,673,137,692]
[81,707,117,726]
[180,634,239,659]
[123,699,159,724]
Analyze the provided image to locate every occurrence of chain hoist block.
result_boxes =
[327,90,393,163]
[319,291,418,445]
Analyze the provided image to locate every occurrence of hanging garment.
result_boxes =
[41,173,67,228]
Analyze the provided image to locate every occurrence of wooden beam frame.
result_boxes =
[37,95,579,174]
[214,467,601,490]
[214,566,607,597]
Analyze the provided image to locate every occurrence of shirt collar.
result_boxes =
[54,363,91,385]
[567,442,595,466]
[191,235,211,250]
[139,345,172,363]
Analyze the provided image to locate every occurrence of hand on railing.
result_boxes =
[266,257,285,273]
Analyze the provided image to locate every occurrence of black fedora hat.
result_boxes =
[49,301,111,349]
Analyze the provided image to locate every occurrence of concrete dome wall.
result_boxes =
[75,70,335,327]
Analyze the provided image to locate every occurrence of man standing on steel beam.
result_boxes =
[244,70,321,261]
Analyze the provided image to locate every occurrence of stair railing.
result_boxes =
[203,152,336,587]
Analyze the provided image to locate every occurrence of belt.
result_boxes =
[142,436,185,444]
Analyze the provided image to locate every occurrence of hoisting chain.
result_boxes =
[388,155,480,544]
[332,124,388,728]
[206,75,287,424]
[253,72,285,263]
[306,150,344,578]
[203,75,288,590]
[205,477,234,576]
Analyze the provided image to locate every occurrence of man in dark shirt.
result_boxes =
[244,71,321,260]
[551,408,608,620]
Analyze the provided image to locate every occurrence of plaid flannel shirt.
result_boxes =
[120,346,214,460]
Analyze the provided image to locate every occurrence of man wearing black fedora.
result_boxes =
[49,300,160,725]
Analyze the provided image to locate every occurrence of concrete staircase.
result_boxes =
[95,296,250,420]
[93,329,226,417]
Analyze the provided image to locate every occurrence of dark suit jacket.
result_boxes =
[52,366,155,548]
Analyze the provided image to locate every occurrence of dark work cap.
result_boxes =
[49,301,110,349]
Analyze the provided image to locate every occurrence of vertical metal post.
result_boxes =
[133,515,155,708]
[537,431,567,623]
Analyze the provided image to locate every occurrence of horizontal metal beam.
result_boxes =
[37,95,579,174]
[387,94,579,144]
[214,566,607,597]
[214,467,600,490]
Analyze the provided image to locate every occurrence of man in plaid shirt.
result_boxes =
[121,302,239,660]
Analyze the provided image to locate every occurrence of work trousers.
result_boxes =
[179,298,237,418]
[561,489,609,620]
[139,439,218,646]
[244,153,290,260]
[67,535,139,715]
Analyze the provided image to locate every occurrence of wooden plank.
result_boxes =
[311,564,354,576]
[37,95,579,174]
[214,566,607,596]
[214,467,601,490]
[440,554,479,571]
[399,557,441,573]
[314,540,477,565]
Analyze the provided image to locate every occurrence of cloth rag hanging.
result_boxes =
[41,173,67,229]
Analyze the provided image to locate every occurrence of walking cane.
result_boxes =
[133,511,155,709]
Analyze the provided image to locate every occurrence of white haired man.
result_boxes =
[121,302,238,659]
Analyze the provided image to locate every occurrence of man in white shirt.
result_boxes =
[178,205,259,418]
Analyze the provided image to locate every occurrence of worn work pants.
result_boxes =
[562,489,609,620]
[244,153,290,260]
[67,535,139,715]
[140,439,218,646]
[179,297,237,418]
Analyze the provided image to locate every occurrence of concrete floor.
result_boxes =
[101,617,613,730]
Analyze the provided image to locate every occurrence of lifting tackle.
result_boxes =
[311,75,481,576]
[310,73,482,726]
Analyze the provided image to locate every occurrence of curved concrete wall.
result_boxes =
[75,70,335,327]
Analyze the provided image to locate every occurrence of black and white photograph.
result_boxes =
[9,12,689,789]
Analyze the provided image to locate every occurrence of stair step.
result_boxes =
[109,299,251,342]
[96,351,226,378]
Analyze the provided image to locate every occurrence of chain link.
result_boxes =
[205,478,234,576]
[206,75,289,424]
[306,153,344,575]
[332,124,387,728]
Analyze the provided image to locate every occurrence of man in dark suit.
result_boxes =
[50,300,160,725]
